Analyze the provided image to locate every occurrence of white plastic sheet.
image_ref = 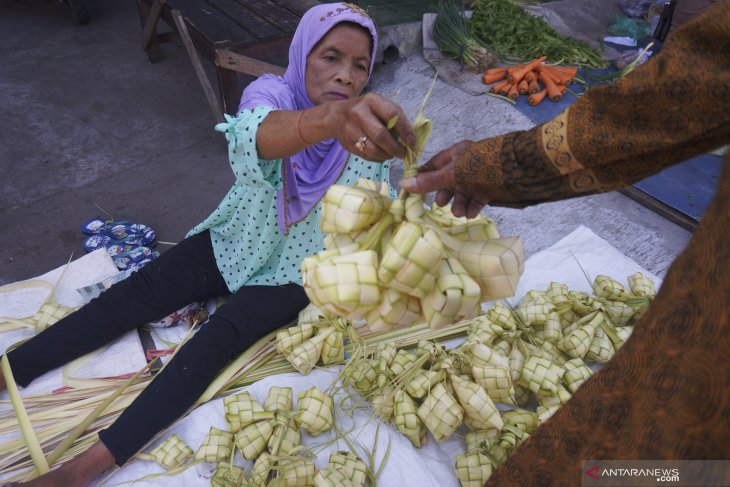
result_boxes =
[0,226,664,486]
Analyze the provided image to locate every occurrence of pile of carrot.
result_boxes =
[482,56,579,106]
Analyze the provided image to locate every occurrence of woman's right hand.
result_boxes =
[400,140,490,218]
[331,92,416,162]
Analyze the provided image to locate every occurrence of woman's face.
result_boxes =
[305,22,372,105]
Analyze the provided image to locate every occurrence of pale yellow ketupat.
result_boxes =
[302,76,525,332]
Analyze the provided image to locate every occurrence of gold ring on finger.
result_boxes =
[355,135,368,152]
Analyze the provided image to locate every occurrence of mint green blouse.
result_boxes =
[187,106,393,293]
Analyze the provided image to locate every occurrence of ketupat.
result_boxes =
[224,391,265,432]
[303,78,524,332]
[211,462,246,487]
[295,387,334,436]
[137,434,193,469]
[326,450,368,487]
[195,427,234,463]
[455,451,494,487]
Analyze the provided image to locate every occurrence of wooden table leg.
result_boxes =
[137,0,164,63]
[172,10,225,124]
[216,66,244,116]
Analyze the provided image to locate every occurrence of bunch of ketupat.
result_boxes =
[335,272,654,486]
[275,318,359,374]
[138,385,342,487]
[302,80,525,333]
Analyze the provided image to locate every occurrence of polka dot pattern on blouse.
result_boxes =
[187,106,393,293]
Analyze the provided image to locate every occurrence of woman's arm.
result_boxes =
[256,92,416,162]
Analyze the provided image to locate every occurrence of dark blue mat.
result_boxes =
[633,153,723,221]
[510,69,722,222]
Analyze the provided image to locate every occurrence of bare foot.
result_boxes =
[4,441,115,487]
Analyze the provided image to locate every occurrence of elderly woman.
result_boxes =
[1,4,414,486]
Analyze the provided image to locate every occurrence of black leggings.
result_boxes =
[6,231,309,465]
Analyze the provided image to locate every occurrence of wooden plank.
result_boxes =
[207,0,282,39]
[167,0,255,45]
[620,187,697,232]
[231,34,293,61]
[216,65,246,116]
[216,49,286,77]
[137,0,163,63]
[172,10,225,124]
[216,49,285,114]
[141,0,166,50]
[235,0,301,32]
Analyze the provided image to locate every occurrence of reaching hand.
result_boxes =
[334,92,416,162]
[399,140,490,218]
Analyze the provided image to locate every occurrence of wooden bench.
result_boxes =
[137,0,318,121]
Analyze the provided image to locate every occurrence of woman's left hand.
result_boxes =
[332,92,416,162]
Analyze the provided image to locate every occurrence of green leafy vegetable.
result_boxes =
[469,0,608,68]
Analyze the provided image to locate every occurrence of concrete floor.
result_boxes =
[0,0,691,287]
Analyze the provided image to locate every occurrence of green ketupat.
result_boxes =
[468,342,515,404]
[295,387,334,436]
[519,355,563,396]
[195,427,234,463]
[450,374,503,432]
[235,419,275,460]
[302,248,381,320]
[365,288,423,333]
[320,184,390,234]
[455,451,494,487]
[417,382,464,441]
[563,357,593,393]
[628,272,656,297]
[326,450,368,487]
[224,392,265,433]
[138,434,192,469]
[378,221,443,298]
[465,429,499,452]
[276,324,315,356]
[394,389,426,447]
[453,237,524,301]
[421,255,482,329]
[268,457,316,487]
[211,462,247,487]
[313,467,356,487]
[250,452,272,487]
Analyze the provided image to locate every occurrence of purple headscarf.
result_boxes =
[237,3,378,235]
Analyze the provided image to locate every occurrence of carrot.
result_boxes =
[490,79,511,94]
[506,63,524,76]
[540,65,577,85]
[498,82,514,96]
[528,89,547,106]
[484,67,507,76]
[483,70,507,84]
[542,64,578,76]
[517,79,529,95]
[508,56,547,83]
[538,72,562,101]
[528,78,540,94]
[507,83,520,100]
